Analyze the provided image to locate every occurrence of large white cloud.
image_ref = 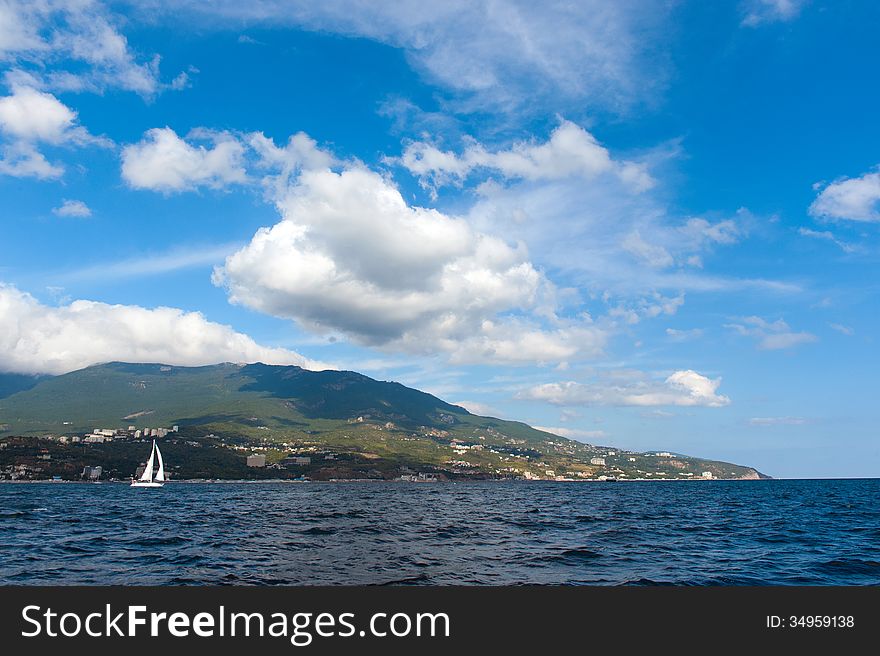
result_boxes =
[121,128,247,193]
[213,157,606,364]
[0,85,109,179]
[517,369,731,408]
[400,120,654,193]
[0,283,327,375]
[809,168,880,222]
[135,0,671,113]
[1,0,165,95]
[0,86,78,143]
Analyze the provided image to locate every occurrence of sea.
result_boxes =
[1,479,878,586]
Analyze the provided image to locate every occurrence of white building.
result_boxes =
[590,457,606,466]
[702,471,714,479]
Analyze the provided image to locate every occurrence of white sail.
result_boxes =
[155,442,165,482]
[139,440,156,482]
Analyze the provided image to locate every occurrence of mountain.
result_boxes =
[0,372,46,400]
[0,362,767,481]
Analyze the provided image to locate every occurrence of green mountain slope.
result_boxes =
[0,362,767,480]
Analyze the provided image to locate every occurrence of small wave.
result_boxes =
[559,548,602,560]
[815,558,880,576]
[300,527,336,535]
[128,536,190,547]
[0,511,30,519]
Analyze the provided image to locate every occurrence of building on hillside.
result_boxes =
[81,466,102,480]
[247,454,266,468]
[590,457,606,466]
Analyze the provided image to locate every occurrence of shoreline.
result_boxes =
[0,476,781,484]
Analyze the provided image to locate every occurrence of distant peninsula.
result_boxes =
[0,363,768,482]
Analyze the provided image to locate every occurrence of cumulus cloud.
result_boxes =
[0,141,64,179]
[121,128,248,193]
[517,369,731,408]
[740,0,804,27]
[725,316,817,350]
[809,168,880,222]
[140,0,672,113]
[214,162,605,365]
[0,85,110,179]
[247,130,336,196]
[52,199,91,217]
[0,283,327,376]
[399,119,654,194]
[0,0,167,96]
[0,86,80,143]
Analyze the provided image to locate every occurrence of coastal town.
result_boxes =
[1,422,727,483]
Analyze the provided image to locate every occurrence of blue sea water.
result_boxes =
[0,479,878,585]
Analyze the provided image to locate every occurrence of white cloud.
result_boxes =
[399,119,654,194]
[740,0,804,27]
[0,283,328,376]
[798,227,855,253]
[461,148,759,300]
[678,216,741,247]
[517,369,731,408]
[622,230,674,268]
[748,416,807,426]
[0,86,110,179]
[144,0,672,113]
[666,328,703,342]
[809,168,880,222]
[52,199,91,217]
[0,141,63,179]
[829,323,854,336]
[214,160,606,365]
[0,0,166,96]
[121,128,248,193]
[0,86,78,143]
[607,293,684,326]
[247,130,336,196]
[452,400,501,417]
[725,316,817,350]
[63,243,240,282]
[532,426,608,441]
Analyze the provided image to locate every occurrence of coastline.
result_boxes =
[0,476,772,484]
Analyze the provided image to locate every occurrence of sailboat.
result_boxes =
[131,439,166,488]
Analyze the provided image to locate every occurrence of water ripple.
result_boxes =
[0,479,878,585]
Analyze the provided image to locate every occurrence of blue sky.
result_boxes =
[1,0,878,477]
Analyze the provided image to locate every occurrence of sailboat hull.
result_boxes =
[130,481,164,488]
